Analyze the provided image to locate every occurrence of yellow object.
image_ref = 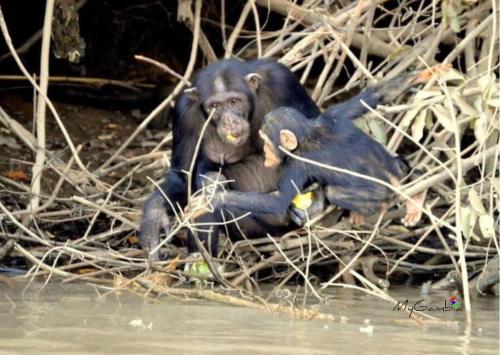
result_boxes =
[226,134,237,142]
[291,191,314,210]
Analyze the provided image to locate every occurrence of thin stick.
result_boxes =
[0,7,98,186]
[249,0,263,58]
[134,55,191,86]
[30,0,55,211]
[224,1,252,58]
[95,0,202,173]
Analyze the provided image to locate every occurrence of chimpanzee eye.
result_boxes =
[230,98,239,105]
[211,103,218,109]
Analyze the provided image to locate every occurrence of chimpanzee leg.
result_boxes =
[323,72,419,121]
[325,185,389,216]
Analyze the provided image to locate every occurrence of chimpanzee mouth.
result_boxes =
[222,131,249,146]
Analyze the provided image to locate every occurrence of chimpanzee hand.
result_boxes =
[140,191,170,261]
[287,184,326,226]
[187,192,226,219]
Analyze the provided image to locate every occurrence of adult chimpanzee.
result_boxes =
[193,103,428,229]
[140,59,420,259]
[140,59,320,259]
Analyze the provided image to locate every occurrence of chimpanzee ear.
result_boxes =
[184,87,199,101]
[279,129,298,151]
[245,73,263,91]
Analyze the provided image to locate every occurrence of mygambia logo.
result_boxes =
[393,294,463,317]
[449,295,462,310]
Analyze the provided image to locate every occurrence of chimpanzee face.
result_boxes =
[184,72,262,146]
[203,91,252,146]
[259,130,281,168]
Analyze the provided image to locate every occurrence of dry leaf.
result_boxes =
[4,170,29,181]
[128,236,140,244]
[415,64,452,83]
[479,215,496,239]
[460,206,472,239]
[474,115,489,144]
[411,109,427,142]
[468,189,486,214]
[486,95,500,108]
[98,133,116,141]
[451,91,477,116]
[401,104,425,128]
[492,177,500,194]
[440,68,465,83]
[78,268,96,275]
[431,104,456,132]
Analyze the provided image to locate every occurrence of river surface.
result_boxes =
[0,282,498,354]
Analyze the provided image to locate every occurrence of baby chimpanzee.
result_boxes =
[193,105,427,226]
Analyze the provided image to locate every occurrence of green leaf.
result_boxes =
[354,117,370,134]
[441,3,451,25]
[367,119,387,145]
[425,110,434,129]
[450,16,461,33]
[388,46,411,61]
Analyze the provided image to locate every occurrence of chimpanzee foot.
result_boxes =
[376,74,416,103]
[349,212,366,225]
[402,190,427,227]
[402,212,420,227]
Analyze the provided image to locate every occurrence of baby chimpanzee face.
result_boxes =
[259,110,300,168]
[259,130,281,168]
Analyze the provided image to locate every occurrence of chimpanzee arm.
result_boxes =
[214,191,288,216]
[140,93,216,258]
[214,161,309,216]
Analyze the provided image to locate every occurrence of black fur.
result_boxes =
[212,107,410,221]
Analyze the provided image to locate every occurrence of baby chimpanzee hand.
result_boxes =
[187,192,226,219]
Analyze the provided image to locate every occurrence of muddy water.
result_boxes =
[0,282,498,354]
